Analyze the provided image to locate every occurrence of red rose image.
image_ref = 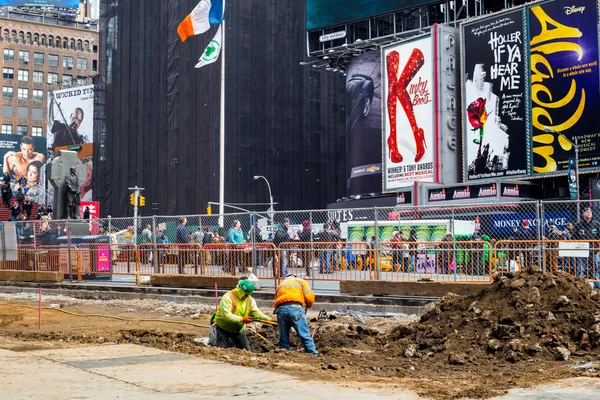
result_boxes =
[467,97,488,130]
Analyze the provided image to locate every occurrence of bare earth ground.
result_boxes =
[1,288,599,400]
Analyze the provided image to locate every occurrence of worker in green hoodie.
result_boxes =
[213,279,272,350]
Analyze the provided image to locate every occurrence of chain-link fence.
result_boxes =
[2,200,600,290]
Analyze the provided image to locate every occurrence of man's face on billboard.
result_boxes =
[20,143,35,159]
[70,109,83,132]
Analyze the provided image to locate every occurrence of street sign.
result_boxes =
[319,30,346,42]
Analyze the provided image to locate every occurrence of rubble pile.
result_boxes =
[387,267,600,364]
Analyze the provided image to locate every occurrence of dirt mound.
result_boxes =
[385,267,600,364]
[248,323,380,353]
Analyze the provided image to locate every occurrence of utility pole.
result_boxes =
[128,186,145,244]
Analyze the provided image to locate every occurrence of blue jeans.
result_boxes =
[276,304,318,355]
[320,251,332,273]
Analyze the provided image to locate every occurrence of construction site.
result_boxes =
[2,267,600,399]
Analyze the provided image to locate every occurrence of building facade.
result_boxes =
[0,15,98,141]
[96,0,347,217]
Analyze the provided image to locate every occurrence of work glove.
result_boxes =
[241,316,251,324]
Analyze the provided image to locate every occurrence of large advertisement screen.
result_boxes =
[0,134,47,203]
[306,0,434,30]
[48,85,94,201]
[346,51,382,195]
[462,10,529,181]
[0,1,80,7]
[382,35,435,191]
[529,0,600,175]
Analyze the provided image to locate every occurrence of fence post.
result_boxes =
[33,221,38,271]
[310,210,314,289]
[451,206,457,282]
[152,216,157,274]
[250,212,256,271]
[374,207,380,280]
[67,219,73,282]
[537,201,544,274]
[1,222,6,270]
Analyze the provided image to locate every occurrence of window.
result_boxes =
[33,52,43,65]
[17,88,28,100]
[55,39,60,48]
[77,76,87,86]
[77,58,87,70]
[33,34,39,44]
[2,86,13,99]
[48,54,59,67]
[33,89,43,101]
[2,125,12,134]
[63,56,73,68]
[93,45,98,53]
[33,71,43,83]
[25,33,31,44]
[18,32,23,43]
[3,67,14,79]
[3,31,7,41]
[2,106,12,118]
[85,41,90,52]
[18,50,29,63]
[41,36,46,46]
[47,72,58,84]
[17,106,28,119]
[70,40,75,50]
[63,40,67,49]
[16,125,27,135]
[32,108,42,121]
[92,60,97,72]
[77,40,82,51]
[3,48,14,61]
[18,69,28,82]
[31,127,42,137]
[63,75,72,87]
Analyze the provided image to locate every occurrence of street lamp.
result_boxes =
[544,126,580,219]
[253,175,274,221]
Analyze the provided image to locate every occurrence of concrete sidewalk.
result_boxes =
[1,344,600,400]
[0,344,417,400]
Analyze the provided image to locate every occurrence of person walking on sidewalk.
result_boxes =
[274,274,318,355]
[212,279,272,351]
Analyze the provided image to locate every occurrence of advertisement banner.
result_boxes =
[80,201,100,235]
[529,0,600,174]
[462,10,528,180]
[427,183,498,203]
[306,0,430,30]
[500,183,541,199]
[346,51,382,195]
[0,1,80,7]
[491,211,574,234]
[567,158,578,199]
[0,134,47,203]
[383,36,435,191]
[48,85,94,201]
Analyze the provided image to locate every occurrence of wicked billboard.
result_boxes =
[462,10,529,181]
[529,0,600,175]
[48,85,94,201]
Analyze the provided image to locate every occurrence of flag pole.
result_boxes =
[218,0,226,228]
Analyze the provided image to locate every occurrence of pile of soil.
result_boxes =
[385,267,600,365]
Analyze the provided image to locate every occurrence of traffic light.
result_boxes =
[139,195,146,207]
[207,205,212,215]
[129,192,136,206]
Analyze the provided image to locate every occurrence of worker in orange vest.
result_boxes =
[274,274,318,355]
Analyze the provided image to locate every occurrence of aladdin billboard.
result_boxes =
[528,0,600,175]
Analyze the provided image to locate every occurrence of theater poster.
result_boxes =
[528,0,600,174]
[0,134,47,203]
[462,10,529,180]
[382,35,435,191]
[48,85,94,201]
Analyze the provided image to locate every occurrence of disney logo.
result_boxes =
[564,5,585,15]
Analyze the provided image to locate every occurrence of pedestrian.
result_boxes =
[141,224,154,265]
[15,187,24,208]
[175,217,189,274]
[22,194,33,220]
[2,171,10,184]
[1,181,11,208]
[228,219,245,273]
[274,274,318,355]
[273,218,292,276]
[573,208,600,287]
[83,206,91,220]
[212,279,272,350]
[298,220,312,276]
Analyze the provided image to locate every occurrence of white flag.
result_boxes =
[195,26,222,69]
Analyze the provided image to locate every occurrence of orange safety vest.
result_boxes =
[274,277,315,309]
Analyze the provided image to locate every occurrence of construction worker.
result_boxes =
[213,279,272,350]
[274,274,318,355]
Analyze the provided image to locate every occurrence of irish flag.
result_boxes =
[178,0,224,43]
[195,26,222,69]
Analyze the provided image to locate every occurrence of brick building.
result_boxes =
[0,16,98,142]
